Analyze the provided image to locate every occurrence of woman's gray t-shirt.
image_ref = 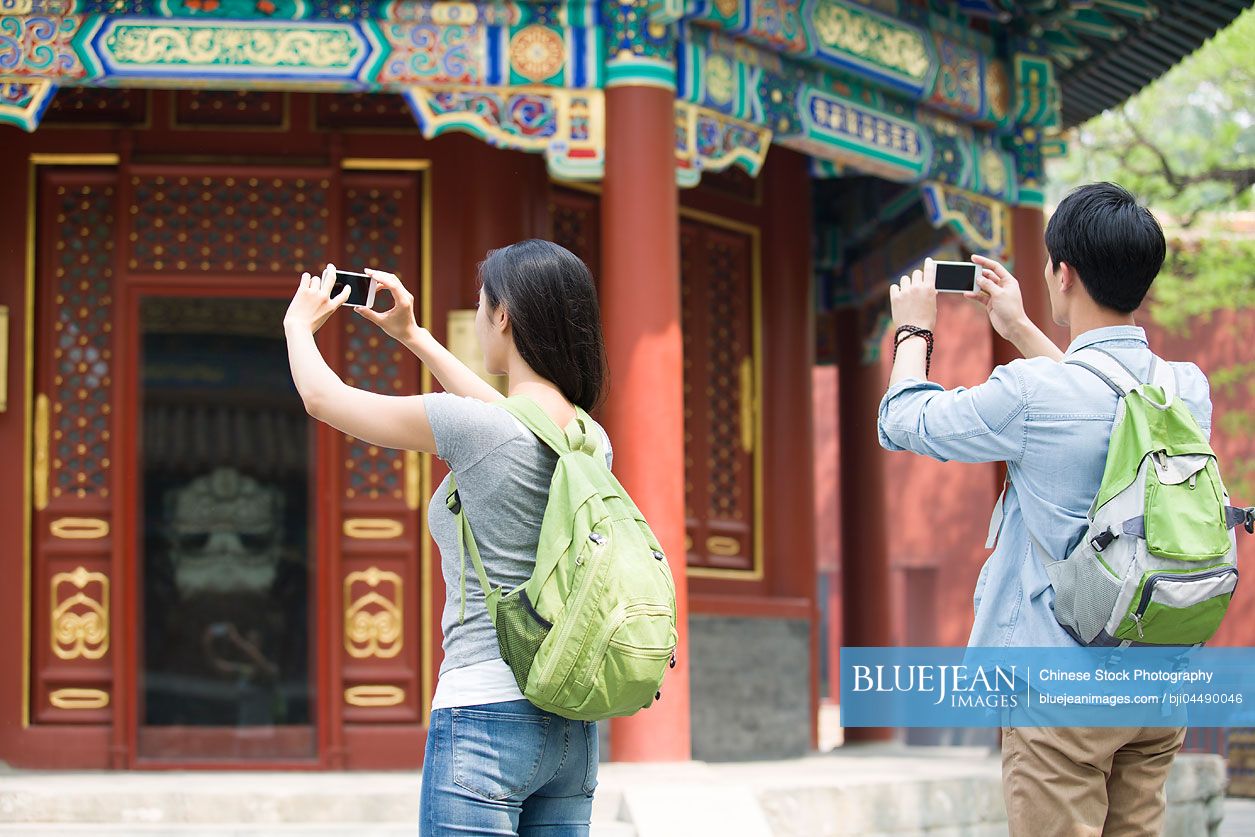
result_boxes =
[424,392,612,676]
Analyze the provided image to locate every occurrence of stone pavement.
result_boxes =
[0,747,1231,836]
[1223,798,1255,836]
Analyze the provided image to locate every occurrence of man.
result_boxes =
[878,182,1211,836]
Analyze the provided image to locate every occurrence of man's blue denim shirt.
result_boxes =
[878,326,1213,648]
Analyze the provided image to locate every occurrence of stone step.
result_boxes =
[0,827,414,837]
[0,826,635,837]
[0,773,631,831]
[0,775,420,825]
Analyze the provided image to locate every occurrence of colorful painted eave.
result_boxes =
[0,0,1053,201]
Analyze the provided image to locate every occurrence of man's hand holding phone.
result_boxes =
[966,255,1031,343]
[889,260,938,331]
[967,254,1064,362]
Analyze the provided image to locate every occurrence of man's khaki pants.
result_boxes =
[1002,725,1186,836]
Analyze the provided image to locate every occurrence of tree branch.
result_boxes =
[1122,111,1185,192]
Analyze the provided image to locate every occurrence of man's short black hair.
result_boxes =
[1044,182,1166,314]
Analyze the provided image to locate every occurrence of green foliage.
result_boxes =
[1048,6,1255,220]
[1148,240,1255,333]
[1047,8,1255,497]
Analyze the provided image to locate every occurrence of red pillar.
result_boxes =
[836,306,893,743]
[761,150,820,749]
[600,84,692,761]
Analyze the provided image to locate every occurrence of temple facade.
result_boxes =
[0,0,1244,769]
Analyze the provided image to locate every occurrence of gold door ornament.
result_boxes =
[342,518,404,540]
[344,684,406,707]
[344,567,403,659]
[49,517,110,540]
[51,566,110,660]
[49,688,110,710]
[0,305,8,413]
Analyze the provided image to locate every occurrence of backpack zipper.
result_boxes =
[582,604,675,682]
[534,528,609,688]
[1131,566,1239,638]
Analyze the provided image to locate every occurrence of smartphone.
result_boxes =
[924,259,979,294]
[331,270,377,308]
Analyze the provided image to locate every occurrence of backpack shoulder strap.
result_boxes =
[497,396,571,454]
[1148,356,1178,404]
[445,474,501,624]
[499,396,603,461]
[1065,347,1142,397]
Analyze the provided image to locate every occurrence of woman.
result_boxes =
[284,240,609,836]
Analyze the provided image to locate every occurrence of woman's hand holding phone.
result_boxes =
[285,263,352,334]
[357,267,503,403]
[356,268,425,345]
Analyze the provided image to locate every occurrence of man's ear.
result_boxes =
[1057,261,1078,294]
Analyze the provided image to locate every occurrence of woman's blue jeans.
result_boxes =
[420,699,599,836]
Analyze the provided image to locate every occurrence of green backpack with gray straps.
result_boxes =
[1050,348,1254,647]
[446,396,678,721]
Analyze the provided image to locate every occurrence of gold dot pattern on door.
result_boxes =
[127,175,330,273]
[342,187,410,502]
[51,184,114,501]
[704,236,746,522]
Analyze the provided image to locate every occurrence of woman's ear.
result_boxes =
[494,303,510,335]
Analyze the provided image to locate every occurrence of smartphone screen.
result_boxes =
[933,261,978,293]
[332,271,372,307]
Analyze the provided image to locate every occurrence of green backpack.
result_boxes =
[1049,348,1254,646]
[445,396,678,721]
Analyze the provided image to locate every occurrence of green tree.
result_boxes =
[1048,6,1255,221]
[1047,7,1255,495]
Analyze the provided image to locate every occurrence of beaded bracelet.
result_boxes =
[893,325,934,377]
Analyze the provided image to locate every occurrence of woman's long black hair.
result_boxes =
[479,239,609,412]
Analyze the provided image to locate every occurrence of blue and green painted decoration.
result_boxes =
[2,0,1066,204]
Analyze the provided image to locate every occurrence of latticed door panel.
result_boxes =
[335,171,425,723]
[680,219,758,575]
[127,170,330,274]
[31,169,119,723]
[546,196,761,577]
[549,186,601,280]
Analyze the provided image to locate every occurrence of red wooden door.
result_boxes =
[30,168,119,733]
[548,190,763,580]
[679,217,761,578]
[29,161,430,768]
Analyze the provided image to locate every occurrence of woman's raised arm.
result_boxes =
[357,268,505,404]
[284,266,437,453]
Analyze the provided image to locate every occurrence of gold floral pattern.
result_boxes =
[103,22,359,68]
[343,567,403,659]
[508,24,565,83]
[51,566,110,661]
[811,2,929,81]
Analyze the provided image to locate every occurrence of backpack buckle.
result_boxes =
[446,490,462,515]
[1245,508,1255,535]
[1090,528,1117,552]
